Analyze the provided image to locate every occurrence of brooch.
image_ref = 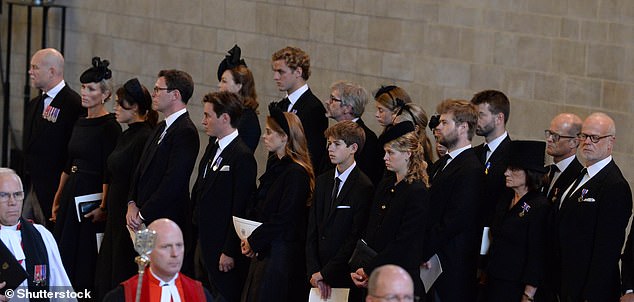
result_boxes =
[519,202,531,217]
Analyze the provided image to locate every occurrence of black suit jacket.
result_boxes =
[425,148,483,300]
[129,112,200,229]
[622,222,634,293]
[473,136,512,228]
[23,85,85,217]
[556,160,632,301]
[280,88,328,170]
[354,119,383,186]
[306,166,374,287]
[546,156,583,205]
[191,136,256,301]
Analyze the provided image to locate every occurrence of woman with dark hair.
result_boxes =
[485,141,550,302]
[351,127,429,299]
[240,103,314,302]
[217,44,261,152]
[94,78,157,300]
[52,57,122,293]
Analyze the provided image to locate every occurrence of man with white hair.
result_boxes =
[0,168,74,302]
[366,265,415,302]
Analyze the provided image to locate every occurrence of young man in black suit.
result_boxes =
[23,48,85,229]
[424,99,483,302]
[306,120,374,301]
[271,46,328,170]
[555,112,631,301]
[191,91,257,301]
[325,81,383,185]
[126,69,200,233]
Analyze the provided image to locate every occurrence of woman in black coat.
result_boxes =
[94,78,157,300]
[240,104,315,302]
[217,44,261,152]
[351,129,429,299]
[485,141,550,302]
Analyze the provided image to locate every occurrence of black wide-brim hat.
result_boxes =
[509,140,548,173]
[379,121,415,146]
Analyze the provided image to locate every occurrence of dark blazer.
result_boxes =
[355,118,383,186]
[306,166,374,287]
[546,156,583,205]
[23,85,84,219]
[361,175,428,295]
[555,160,632,301]
[191,136,256,302]
[473,136,512,228]
[128,112,200,229]
[280,88,328,170]
[622,223,634,293]
[424,148,483,301]
[237,108,261,153]
[486,191,550,299]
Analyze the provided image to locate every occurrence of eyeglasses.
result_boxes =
[368,294,419,302]
[0,191,25,203]
[153,86,174,94]
[328,95,343,104]
[544,130,576,142]
[577,133,614,143]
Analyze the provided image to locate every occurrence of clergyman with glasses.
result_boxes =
[554,112,632,301]
[0,168,75,302]
[366,265,418,302]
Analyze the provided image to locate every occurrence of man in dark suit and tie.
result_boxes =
[191,91,257,301]
[324,80,383,185]
[306,120,374,301]
[424,99,483,301]
[555,112,632,301]
[126,69,200,234]
[22,48,85,229]
[271,46,328,170]
[544,113,584,205]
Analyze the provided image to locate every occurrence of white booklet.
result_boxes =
[420,254,443,293]
[74,193,102,222]
[232,216,262,240]
[308,287,349,302]
[480,227,491,255]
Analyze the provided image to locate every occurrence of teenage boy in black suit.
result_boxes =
[191,91,257,301]
[306,120,374,301]
[23,48,85,228]
[271,46,328,170]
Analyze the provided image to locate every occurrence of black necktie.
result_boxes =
[564,167,587,201]
[279,97,291,112]
[548,164,560,186]
[39,93,50,114]
[331,177,341,207]
[433,154,451,180]
[203,141,220,178]
[481,144,490,164]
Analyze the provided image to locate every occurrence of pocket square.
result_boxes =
[580,197,596,202]
[336,205,351,209]
[220,165,230,172]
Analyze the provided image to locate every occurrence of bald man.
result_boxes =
[555,113,632,301]
[103,219,213,301]
[366,265,415,302]
[23,48,84,229]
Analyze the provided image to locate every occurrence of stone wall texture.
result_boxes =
[1,0,633,182]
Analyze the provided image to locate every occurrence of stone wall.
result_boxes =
[1,0,633,181]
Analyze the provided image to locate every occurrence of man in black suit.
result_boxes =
[126,69,200,233]
[22,48,85,229]
[306,120,374,301]
[555,112,631,301]
[544,113,583,205]
[424,99,483,302]
[325,80,383,185]
[470,90,512,229]
[271,46,328,170]
[191,91,256,301]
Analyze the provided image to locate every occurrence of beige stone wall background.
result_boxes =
[1,0,633,183]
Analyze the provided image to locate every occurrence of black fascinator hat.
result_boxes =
[217,45,247,81]
[379,121,415,147]
[122,78,151,112]
[80,57,112,84]
[268,101,290,136]
[374,85,397,99]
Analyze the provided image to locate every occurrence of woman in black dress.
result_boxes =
[485,141,550,302]
[240,104,314,302]
[94,78,157,300]
[351,129,429,298]
[52,57,122,294]
[217,44,261,152]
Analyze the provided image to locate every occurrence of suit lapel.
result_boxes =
[200,139,239,197]
[560,161,613,212]
[323,168,359,224]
